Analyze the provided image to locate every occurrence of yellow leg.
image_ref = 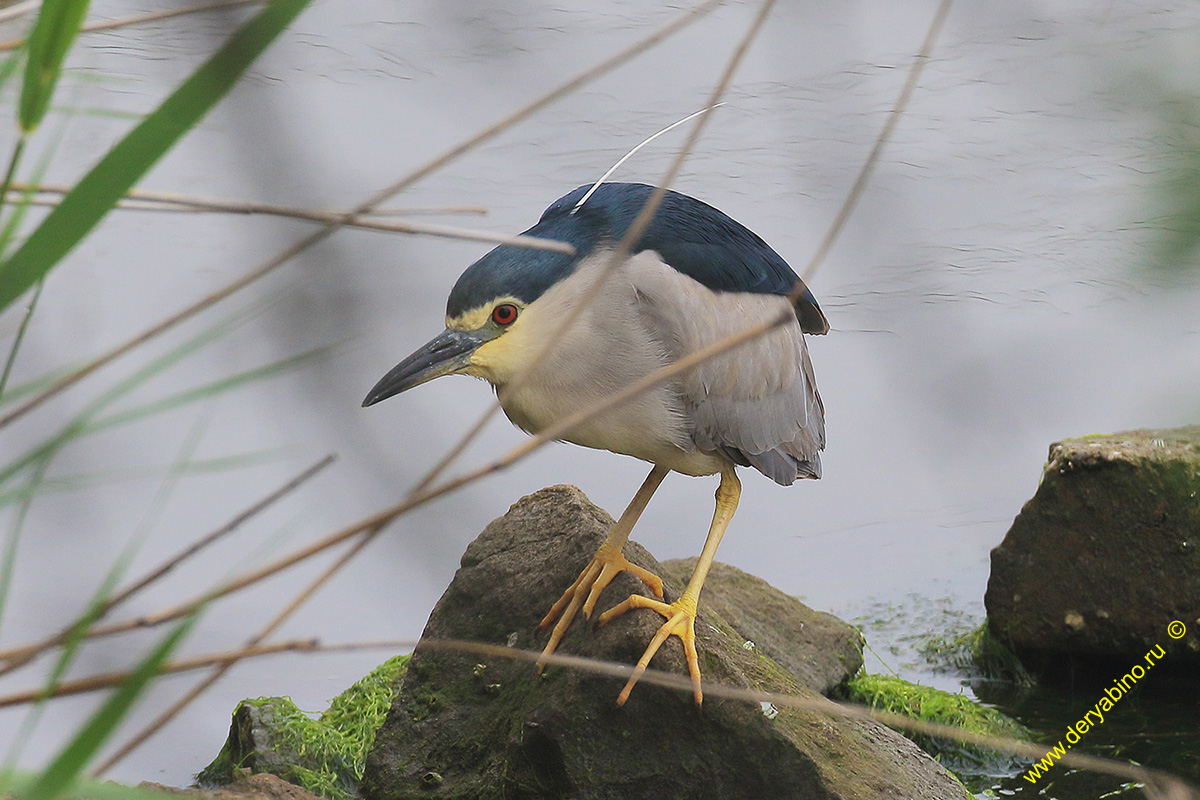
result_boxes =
[596,465,741,706]
[536,465,669,672]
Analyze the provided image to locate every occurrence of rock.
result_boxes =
[659,558,863,695]
[985,427,1200,674]
[361,485,969,800]
[198,656,408,800]
[144,773,325,800]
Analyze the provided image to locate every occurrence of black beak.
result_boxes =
[362,328,486,407]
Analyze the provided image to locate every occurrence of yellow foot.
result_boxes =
[595,594,702,707]
[536,543,663,672]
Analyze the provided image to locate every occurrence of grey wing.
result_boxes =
[629,254,825,485]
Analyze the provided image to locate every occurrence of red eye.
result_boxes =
[491,303,518,326]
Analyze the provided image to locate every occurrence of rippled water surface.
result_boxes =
[0,1,1197,793]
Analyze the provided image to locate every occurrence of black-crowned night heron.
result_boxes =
[364,182,827,705]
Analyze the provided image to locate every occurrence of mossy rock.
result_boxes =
[842,672,1030,774]
[660,558,864,695]
[920,623,1034,686]
[985,426,1200,675]
[198,655,408,800]
[361,485,970,800]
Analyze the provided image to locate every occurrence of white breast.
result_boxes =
[491,251,725,477]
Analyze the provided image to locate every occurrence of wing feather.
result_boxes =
[627,253,825,485]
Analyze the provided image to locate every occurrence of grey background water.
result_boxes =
[0,0,1197,793]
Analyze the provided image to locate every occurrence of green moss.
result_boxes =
[198,654,409,800]
[921,623,1034,686]
[844,672,1028,773]
[321,653,410,761]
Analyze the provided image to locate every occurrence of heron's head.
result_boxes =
[361,186,607,407]
[363,182,827,408]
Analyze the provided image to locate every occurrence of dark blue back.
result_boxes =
[447,182,828,335]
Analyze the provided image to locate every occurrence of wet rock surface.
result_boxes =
[362,484,969,800]
[145,773,325,800]
[985,426,1200,675]
[659,557,864,695]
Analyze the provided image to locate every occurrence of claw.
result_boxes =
[596,594,702,706]
[536,543,663,673]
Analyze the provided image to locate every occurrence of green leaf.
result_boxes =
[0,51,24,93]
[0,769,174,800]
[19,0,91,133]
[0,0,315,312]
[22,614,198,800]
[84,343,334,432]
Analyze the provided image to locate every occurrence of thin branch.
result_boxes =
[0,1,265,52]
[0,456,336,676]
[801,0,953,283]
[0,279,41,398]
[79,519,395,643]
[0,0,721,433]
[2,188,573,251]
[331,219,573,252]
[107,454,336,612]
[6,184,487,217]
[0,638,412,709]
[93,531,375,775]
[413,0,773,493]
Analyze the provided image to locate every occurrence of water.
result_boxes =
[978,674,1200,798]
[855,597,1200,798]
[0,0,1197,793]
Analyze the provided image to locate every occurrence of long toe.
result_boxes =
[537,543,664,671]
[597,594,703,707]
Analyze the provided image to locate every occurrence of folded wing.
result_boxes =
[627,252,825,485]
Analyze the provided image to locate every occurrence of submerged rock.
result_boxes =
[362,485,969,800]
[985,427,1200,674]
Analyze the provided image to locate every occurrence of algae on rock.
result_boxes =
[361,485,971,800]
[986,426,1200,674]
[198,655,408,800]
[843,672,1029,774]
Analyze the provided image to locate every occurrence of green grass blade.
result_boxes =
[0,332,326,495]
[0,51,23,92]
[1,95,74,401]
[1,769,173,800]
[0,450,289,504]
[0,279,40,397]
[2,94,72,261]
[18,0,90,133]
[0,311,241,492]
[84,343,334,432]
[21,614,198,800]
[0,0,314,312]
